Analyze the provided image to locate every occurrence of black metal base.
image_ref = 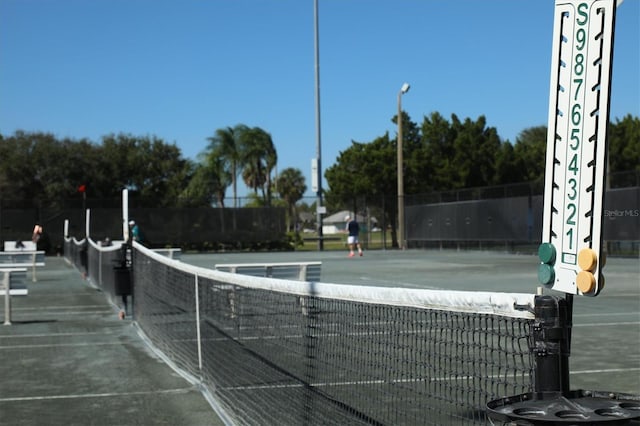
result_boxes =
[113,266,132,296]
[487,390,640,425]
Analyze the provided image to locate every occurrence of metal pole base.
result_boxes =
[487,390,640,425]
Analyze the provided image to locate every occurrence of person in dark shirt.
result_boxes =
[345,215,363,257]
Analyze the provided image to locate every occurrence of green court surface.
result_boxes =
[2,250,636,425]
[182,249,640,395]
[0,257,226,426]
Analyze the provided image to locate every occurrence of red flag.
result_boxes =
[78,184,86,193]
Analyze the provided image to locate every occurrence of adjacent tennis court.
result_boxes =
[180,249,640,399]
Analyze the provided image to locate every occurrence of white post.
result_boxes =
[31,252,37,283]
[298,264,308,281]
[3,272,11,325]
[194,274,203,371]
[85,208,91,239]
[122,189,129,241]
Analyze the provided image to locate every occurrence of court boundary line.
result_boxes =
[0,341,131,350]
[220,367,640,392]
[0,387,195,403]
[0,331,118,339]
[574,321,640,327]
[570,367,640,375]
[9,305,110,311]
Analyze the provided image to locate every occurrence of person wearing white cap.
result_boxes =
[345,215,363,257]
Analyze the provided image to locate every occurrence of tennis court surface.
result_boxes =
[183,249,640,396]
[0,256,225,426]
[3,247,638,425]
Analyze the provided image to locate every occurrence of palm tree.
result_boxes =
[202,152,232,207]
[276,167,307,231]
[206,124,248,208]
[241,127,277,206]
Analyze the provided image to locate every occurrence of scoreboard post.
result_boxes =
[539,0,618,296]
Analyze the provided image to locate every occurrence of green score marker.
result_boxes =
[537,243,556,286]
[538,242,556,264]
[538,264,555,287]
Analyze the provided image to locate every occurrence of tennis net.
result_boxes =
[130,243,536,425]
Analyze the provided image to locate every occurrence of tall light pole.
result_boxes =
[313,0,324,251]
[397,82,410,250]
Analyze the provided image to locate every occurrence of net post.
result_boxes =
[532,294,572,395]
[488,293,640,423]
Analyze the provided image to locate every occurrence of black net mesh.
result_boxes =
[130,245,535,426]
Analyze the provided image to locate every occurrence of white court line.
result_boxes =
[15,305,108,310]
[574,321,640,327]
[571,367,640,375]
[0,331,117,339]
[574,312,640,318]
[175,321,640,345]
[5,310,113,316]
[223,367,640,392]
[0,341,127,350]
[0,387,194,403]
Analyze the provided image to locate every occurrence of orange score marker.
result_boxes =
[577,248,598,272]
[576,248,598,294]
[576,271,596,294]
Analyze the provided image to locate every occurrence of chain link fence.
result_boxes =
[1,171,637,255]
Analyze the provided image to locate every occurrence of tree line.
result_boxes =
[0,128,308,232]
[327,112,638,199]
[0,113,637,236]
[326,112,638,244]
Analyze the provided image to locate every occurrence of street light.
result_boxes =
[397,82,410,250]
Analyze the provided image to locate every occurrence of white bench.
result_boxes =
[213,262,322,318]
[152,248,182,260]
[0,251,46,282]
[215,261,322,281]
[4,241,37,251]
[1,268,28,325]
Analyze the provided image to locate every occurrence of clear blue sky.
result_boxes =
[1,0,638,197]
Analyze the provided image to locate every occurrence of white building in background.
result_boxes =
[322,210,368,235]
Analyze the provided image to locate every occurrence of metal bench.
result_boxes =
[152,248,182,260]
[0,251,46,282]
[3,241,37,251]
[1,268,28,325]
[215,261,322,281]
[213,262,323,318]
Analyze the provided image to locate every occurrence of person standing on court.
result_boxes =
[128,220,142,243]
[32,223,43,243]
[345,215,363,257]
